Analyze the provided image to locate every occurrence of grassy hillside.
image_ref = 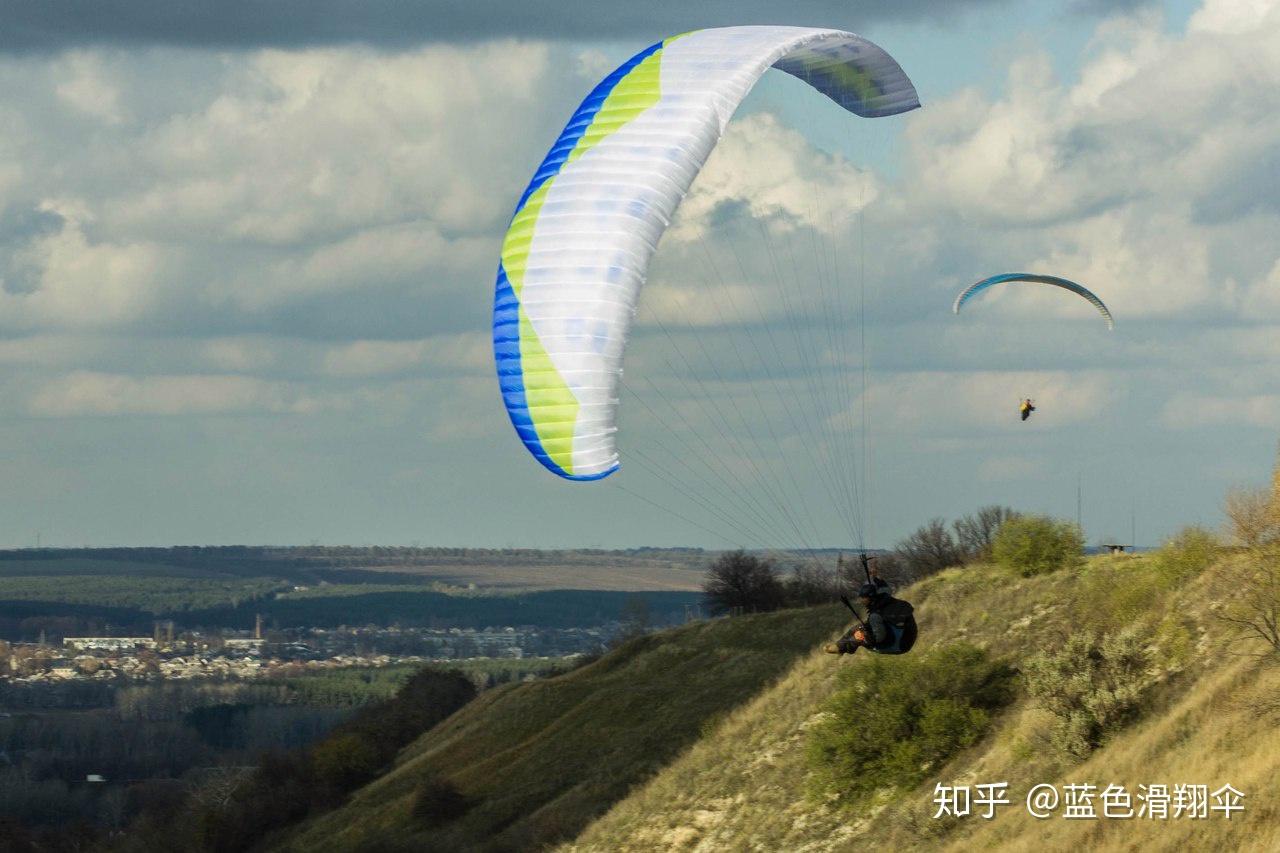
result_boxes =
[270,545,1280,852]
[564,550,1279,852]
[276,606,842,852]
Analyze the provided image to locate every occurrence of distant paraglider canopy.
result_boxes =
[952,273,1114,330]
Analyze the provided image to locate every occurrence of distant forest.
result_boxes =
[0,547,710,641]
[0,545,712,582]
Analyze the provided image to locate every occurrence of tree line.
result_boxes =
[113,666,477,853]
[701,506,1040,614]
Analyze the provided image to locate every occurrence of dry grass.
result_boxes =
[565,553,1274,852]
[271,550,1277,852]
[935,657,1280,853]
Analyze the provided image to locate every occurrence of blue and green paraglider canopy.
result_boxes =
[492,26,920,481]
[952,273,1114,330]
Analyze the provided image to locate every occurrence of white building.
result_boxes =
[64,638,156,652]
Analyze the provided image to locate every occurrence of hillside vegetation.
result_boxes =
[277,606,842,852]
[565,545,1279,852]
[268,531,1280,852]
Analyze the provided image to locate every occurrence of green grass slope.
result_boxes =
[276,605,842,852]
[564,553,1280,852]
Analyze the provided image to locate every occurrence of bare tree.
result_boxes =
[703,550,785,615]
[1213,554,1280,655]
[614,595,651,644]
[1224,485,1280,547]
[187,765,255,810]
[1215,454,1280,655]
[953,506,1020,562]
[785,562,842,607]
[894,519,963,578]
[835,553,906,592]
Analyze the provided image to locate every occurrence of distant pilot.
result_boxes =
[1020,398,1036,421]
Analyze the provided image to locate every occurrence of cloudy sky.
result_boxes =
[1,0,1277,550]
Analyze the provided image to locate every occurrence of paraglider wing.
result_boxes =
[493,26,919,480]
[952,273,1114,330]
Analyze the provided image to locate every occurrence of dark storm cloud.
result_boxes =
[0,0,1011,53]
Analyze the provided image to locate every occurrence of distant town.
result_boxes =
[0,617,617,685]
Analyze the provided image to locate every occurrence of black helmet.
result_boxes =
[857,582,880,599]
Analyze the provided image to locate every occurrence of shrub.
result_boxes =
[336,667,477,766]
[1075,561,1168,633]
[993,515,1083,576]
[806,643,1015,805]
[1023,629,1151,758]
[1153,526,1219,583]
[311,733,384,793]
[411,777,472,828]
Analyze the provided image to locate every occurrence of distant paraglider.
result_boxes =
[952,273,1114,330]
[1020,398,1036,421]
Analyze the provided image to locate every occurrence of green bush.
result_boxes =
[411,777,472,828]
[1072,528,1217,635]
[1153,525,1219,583]
[992,515,1083,576]
[806,643,1015,805]
[1023,628,1151,758]
[311,733,384,793]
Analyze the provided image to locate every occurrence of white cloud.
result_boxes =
[0,2,1276,547]
[1028,208,1214,316]
[0,40,562,335]
[199,337,282,372]
[54,52,124,124]
[119,42,552,245]
[1162,390,1280,429]
[1238,257,1280,319]
[902,55,1108,226]
[637,281,777,327]
[28,371,329,416]
[575,48,614,81]
[1188,0,1278,33]
[321,333,488,378]
[863,370,1112,432]
[0,214,167,329]
[667,113,878,243]
[232,222,488,311]
[898,0,1280,322]
[0,334,104,365]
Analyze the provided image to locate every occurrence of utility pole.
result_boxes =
[1076,472,1082,534]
